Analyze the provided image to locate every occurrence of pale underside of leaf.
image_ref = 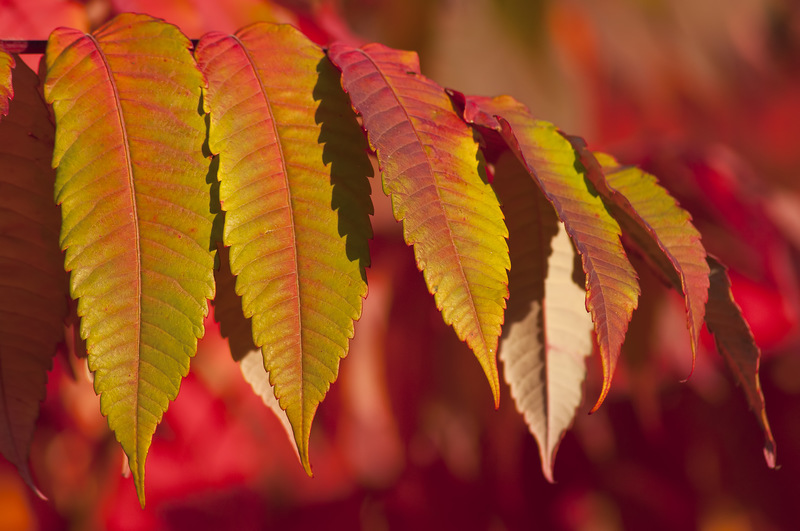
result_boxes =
[327,42,509,406]
[0,56,66,495]
[44,14,216,506]
[239,349,300,463]
[459,95,639,412]
[705,257,776,467]
[495,152,592,482]
[570,141,709,376]
[196,23,372,473]
[212,245,299,461]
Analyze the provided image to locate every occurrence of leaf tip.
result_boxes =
[589,382,611,414]
[15,464,47,501]
[299,447,314,478]
[478,351,501,409]
[130,456,146,508]
[542,465,556,485]
[764,440,777,469]
[135,479,146,509]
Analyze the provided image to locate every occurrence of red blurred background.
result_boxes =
[2,0,800,529]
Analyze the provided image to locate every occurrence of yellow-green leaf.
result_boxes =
[327,42,509,406]
[461,95,639,411]
[0,56,66,495]
[495,152,593,482]
[195,23,373,472]
[44,14,216,506]
[569,140,709,375]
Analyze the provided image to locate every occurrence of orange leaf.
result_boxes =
[328,42,510,406]
[569,140,710,376]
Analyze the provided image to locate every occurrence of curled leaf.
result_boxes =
[569,140,709,377]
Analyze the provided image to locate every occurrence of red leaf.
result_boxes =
[705,257,776,468]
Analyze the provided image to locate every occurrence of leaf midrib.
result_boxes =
[352,46,488,355]
[87,33,142,454]
[230,34,304,435]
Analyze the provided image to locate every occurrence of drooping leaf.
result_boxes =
[0,56,66,494]
[327,42,509,405]
[495,152,593,482]
[196,23,373,472]
[460,95,639,411]
[0,46,12,116]
[705,256,776,467]
[568,140,709,375]
[44,14,216,506]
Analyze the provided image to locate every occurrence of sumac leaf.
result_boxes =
[0,55,66,495]
[461,95,639,411]
[44,14,216,506]
[495,153,592,482]
[705,256,776,467]
[569,141,709,375]
[328,42,509,405]
[196,23,373,472]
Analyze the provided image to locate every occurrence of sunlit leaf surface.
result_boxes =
[461,95,639,411]
[196,23,373,471]
[571,141,709,375]
[328,42,509,405]
[44,14,216,505]
[0,46,11,116]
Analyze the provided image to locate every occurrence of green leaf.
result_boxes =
[0,46,12,116]
[495,152,593,482]
[705,256,776,467]
[568,140,709,374]
[43,14,216,506]
[0,56,66,495]
[327,42,509,406]
[460,95,640,411]
[195,23,373,472]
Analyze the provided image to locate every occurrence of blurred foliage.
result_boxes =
[1,0,799,529]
